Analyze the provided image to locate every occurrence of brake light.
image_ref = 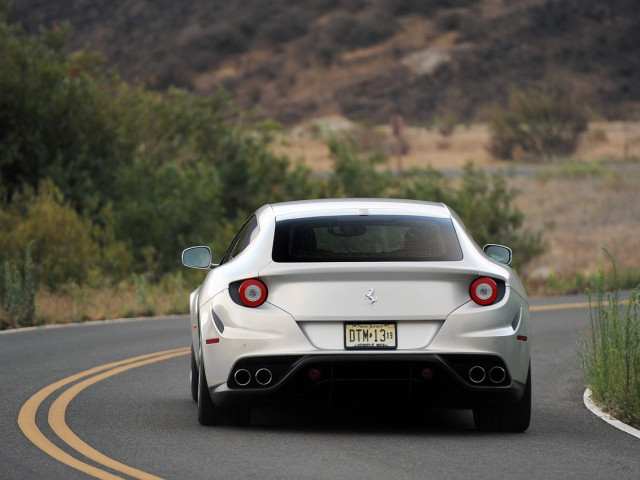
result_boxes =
[470,277,498,306]
[238,279,268,307]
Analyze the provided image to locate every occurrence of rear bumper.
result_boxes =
[210,353,527,409]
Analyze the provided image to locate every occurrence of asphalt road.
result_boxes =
[1,295,638,480]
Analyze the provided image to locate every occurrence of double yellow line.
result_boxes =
[18,347,190,480]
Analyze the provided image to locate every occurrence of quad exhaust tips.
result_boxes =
[237,363,505,388]
[468,365,507,385]
[233,368,273,387]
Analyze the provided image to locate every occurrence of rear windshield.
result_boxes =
[272,215,463,262]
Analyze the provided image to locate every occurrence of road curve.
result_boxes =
[1,295,639,480]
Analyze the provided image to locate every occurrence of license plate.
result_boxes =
[344,322,397,350]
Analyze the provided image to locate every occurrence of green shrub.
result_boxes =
[400,163,545,271]
[0,181,130,289]
[0,19,140,211]
[488,85,588,161]
[132,273,155,317]
[2,242,37,328]
[580,251,640,427]
[112,88,321,273]
[325,132,395,198]
[432,116,459,137]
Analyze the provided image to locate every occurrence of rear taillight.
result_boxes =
[238,279,268,307]
[470,277,498,306]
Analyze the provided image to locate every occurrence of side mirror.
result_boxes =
[483,244,512,266]
[182,246,213,269]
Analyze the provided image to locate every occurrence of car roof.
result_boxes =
[268,198,450,219]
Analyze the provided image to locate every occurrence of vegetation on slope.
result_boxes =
[9,0,640,125]
[0,16,545,327]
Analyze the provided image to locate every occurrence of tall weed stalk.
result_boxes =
[580,249,640,427]
[2,242,37,328]
[132,273,155,317]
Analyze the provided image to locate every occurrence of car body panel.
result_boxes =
[184,199,531,426]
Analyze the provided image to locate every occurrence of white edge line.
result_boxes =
[584,388,640,440]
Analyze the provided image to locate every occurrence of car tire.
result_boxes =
[190,345,198,403]
[473,364,531,432]
[197,344,251,427]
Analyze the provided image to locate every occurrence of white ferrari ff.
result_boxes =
[182,199,531,431]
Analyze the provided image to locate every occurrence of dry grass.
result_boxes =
[31,281,190,326]
[276,120,640,172]
[513,174,640,281]
[276,120,502,172]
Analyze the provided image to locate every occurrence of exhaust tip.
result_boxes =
[469,366,486,384]
[489,366,506,384]
[234,368,251,386]
[255,368,273,386]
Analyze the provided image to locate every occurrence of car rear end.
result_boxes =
[205,202,530,420]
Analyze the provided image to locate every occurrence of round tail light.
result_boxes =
[470,278,498,306]
[238,279,268,307]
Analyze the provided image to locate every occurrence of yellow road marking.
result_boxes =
[530,299,630,312]
[18,347,189,480]
[530,302,590,312]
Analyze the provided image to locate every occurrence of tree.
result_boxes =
[0,18,139,211]
[399,163,545,271]
[487,85,588,161]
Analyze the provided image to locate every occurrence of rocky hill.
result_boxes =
[9,0,640,125]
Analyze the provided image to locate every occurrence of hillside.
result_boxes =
[9,0,640,125]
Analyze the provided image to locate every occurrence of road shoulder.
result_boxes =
[584,389,640,440]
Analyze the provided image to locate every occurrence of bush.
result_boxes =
[580,251,640,428]
[325,132,395,198]
[0,181,131,289]
[110,87,322,273]
[1,242,37,328]
[487,85,588,161]
[432,116,459,136]
[399,163,545,271]
[0,19,139,210]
